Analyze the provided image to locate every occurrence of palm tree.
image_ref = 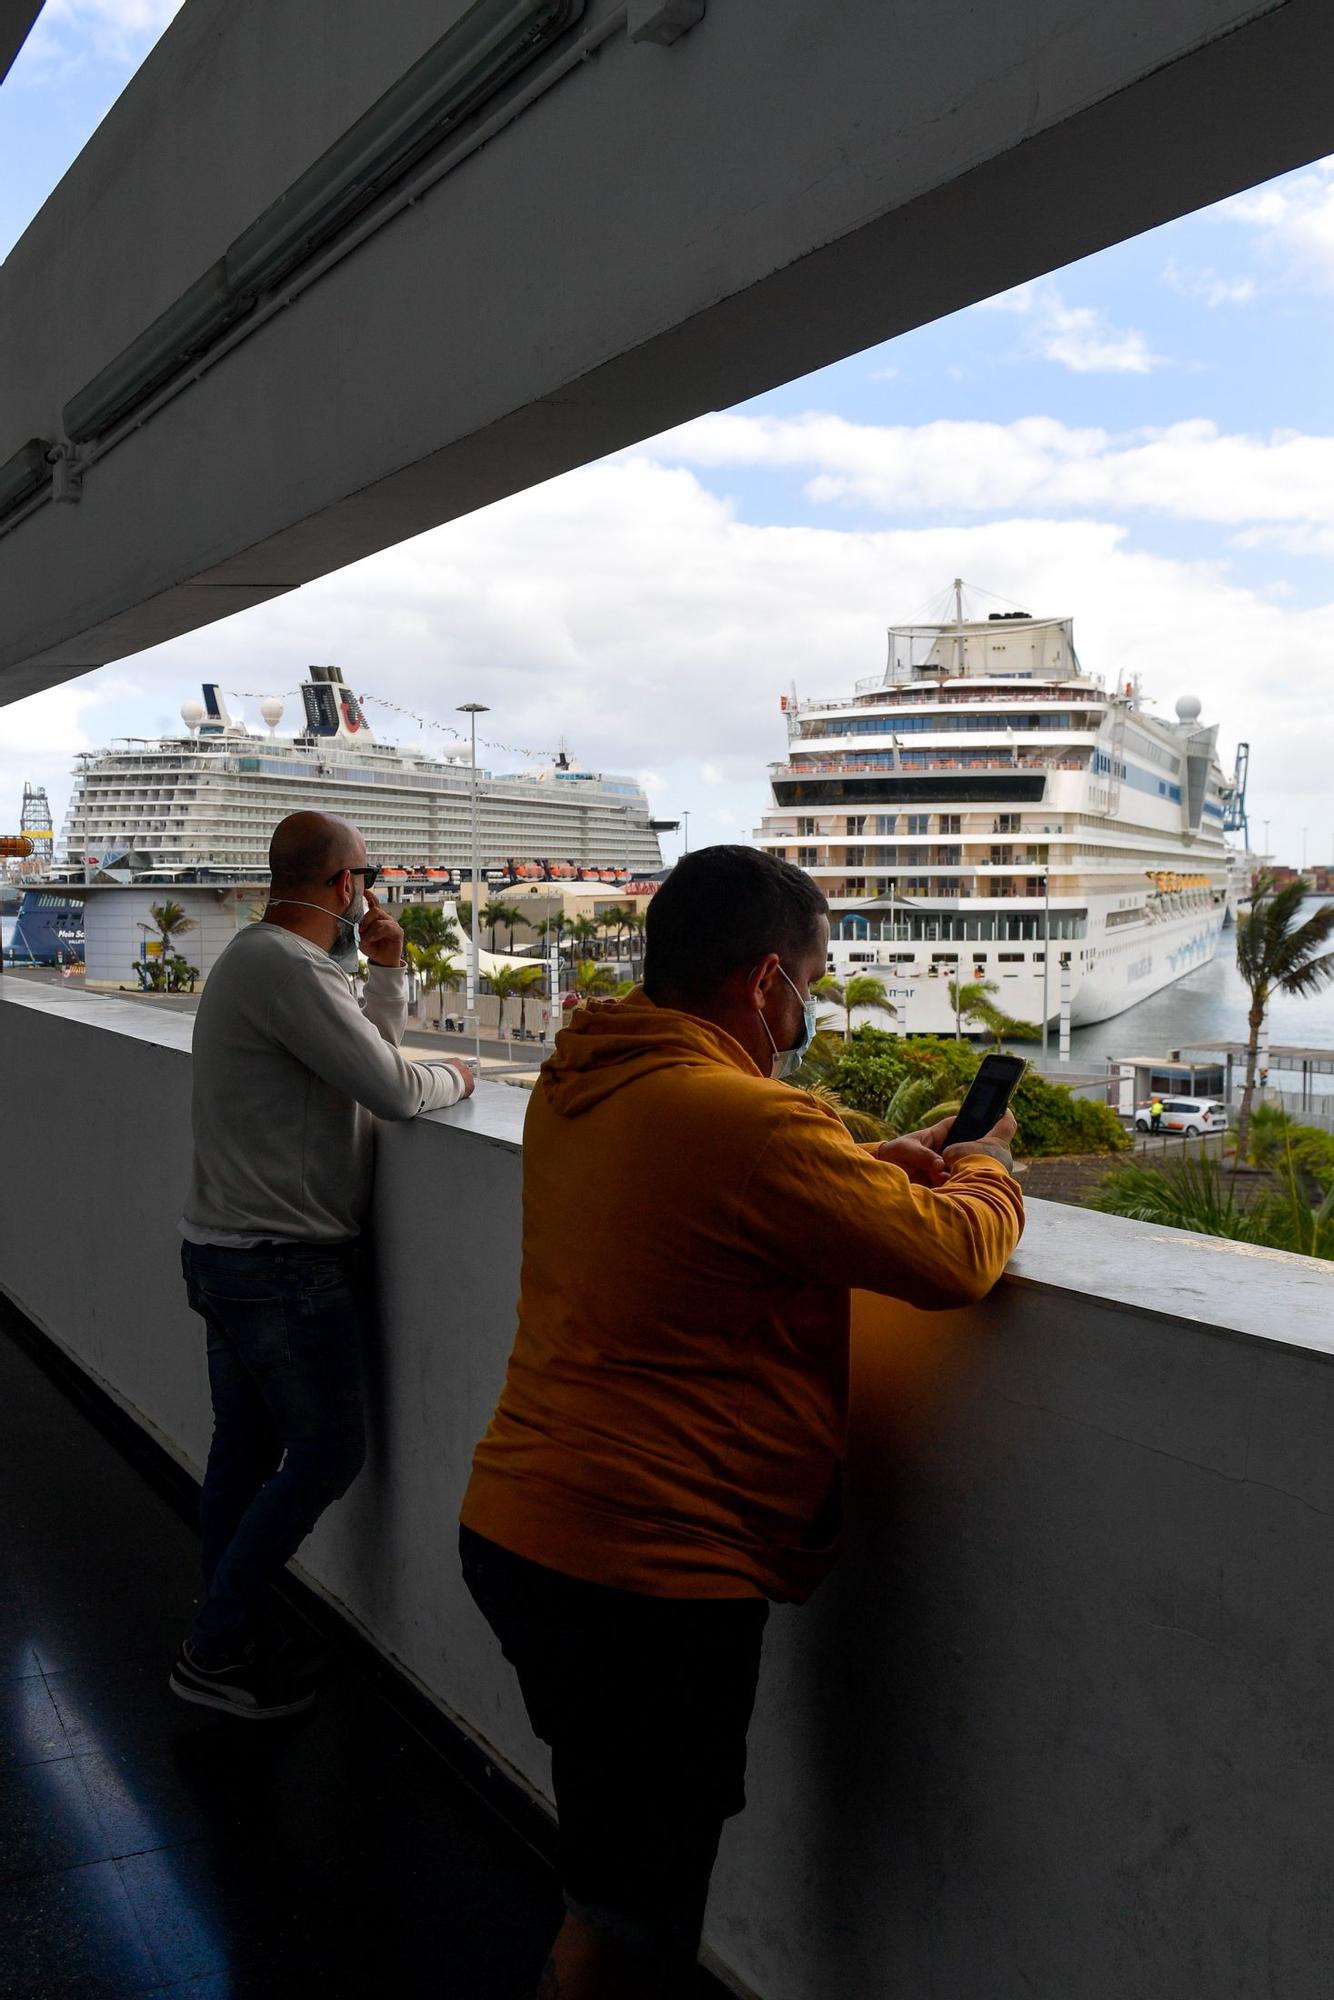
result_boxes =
[427,955,464,1012]
[597,906,627,959]
[812,972,894,1040]
[514,963,545,1037]
[568,915,600,961]
[143,901,195,991]
[1234,874,1334,1159]
[947,976,993,1041]
[412,949,463,1025]
[401,904,460,954]
[571,959,618,998]
[486,964,530,1036]
[482,899,520,954]
[946,975,1039,1047]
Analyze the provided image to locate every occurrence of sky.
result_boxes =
[3,5,1334,869]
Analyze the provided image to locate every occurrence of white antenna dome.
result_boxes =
[179,700,204,731]
[259,696,284,732]
[1175,694,1203,723]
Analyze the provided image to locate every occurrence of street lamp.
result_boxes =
[681,810,690,856]
[457,701,489,1068]
[1040,866,1050,1064]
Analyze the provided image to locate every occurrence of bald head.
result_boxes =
[268,812,363,893]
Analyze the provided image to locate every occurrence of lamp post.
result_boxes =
[458,701,489,1068]
[681,810,690,856]
[1040,867,1050,1065]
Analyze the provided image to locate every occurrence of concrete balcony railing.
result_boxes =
[2,978,1334,1998]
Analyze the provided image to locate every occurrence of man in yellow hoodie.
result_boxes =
[461,846,1023,1998]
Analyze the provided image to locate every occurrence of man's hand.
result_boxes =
[357,888,405,968]
[942,1109,1017,1175]
[877,1109,1018,1183]
[873,1114,954,1188]
[441,1057,476,1098]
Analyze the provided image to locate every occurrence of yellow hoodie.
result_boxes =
[461,992,1023,1603]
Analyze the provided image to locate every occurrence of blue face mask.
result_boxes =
[759,965,818,1080]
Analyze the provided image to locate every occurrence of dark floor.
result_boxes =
[0,1300,720,1999]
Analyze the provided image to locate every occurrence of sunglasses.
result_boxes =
[325,864,381,891]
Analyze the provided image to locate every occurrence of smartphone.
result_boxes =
[947,1053,1026,1146]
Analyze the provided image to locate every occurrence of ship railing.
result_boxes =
[770,756,1086,777]
[797,686,1105,716]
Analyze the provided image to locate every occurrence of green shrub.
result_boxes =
[1011,1072,1128,1157]
[1246,1103,1334,1188]
[1090,1151,1334,1261]
[824,1032,1127,1158]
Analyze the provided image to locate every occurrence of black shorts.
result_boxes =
[459,1525,768,1961]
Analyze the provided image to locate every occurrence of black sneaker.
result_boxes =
[168,1641,316,1720]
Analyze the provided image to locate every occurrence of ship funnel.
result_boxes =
[199,684,235,732]
[299,666,373,743]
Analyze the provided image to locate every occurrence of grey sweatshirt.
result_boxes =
[183,922,465,1243]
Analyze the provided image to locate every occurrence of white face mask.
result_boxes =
[267,891,364,969]
[757,966,818,1080]
[329,887,365,969]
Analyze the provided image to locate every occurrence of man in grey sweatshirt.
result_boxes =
[170,810,471,1719]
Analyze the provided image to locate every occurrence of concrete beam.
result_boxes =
[2,0,1332,700]
[0,1,43,84]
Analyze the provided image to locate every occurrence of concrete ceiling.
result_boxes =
[0,0,43,85]
[1,0,1332,701]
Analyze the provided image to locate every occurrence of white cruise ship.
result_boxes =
[52,665,664,890]
[755,596,1236,1032]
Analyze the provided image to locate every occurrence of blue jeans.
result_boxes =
[181,1239,368,1667]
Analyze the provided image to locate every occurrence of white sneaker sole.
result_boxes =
[168,1670,315,1720]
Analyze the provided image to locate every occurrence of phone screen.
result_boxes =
[947,1054,1026,1146]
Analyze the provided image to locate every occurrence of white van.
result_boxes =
[1135,1098,1229,1137]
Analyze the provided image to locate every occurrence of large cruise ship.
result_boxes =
[51,665,664,890]
[756,596,1236,1032]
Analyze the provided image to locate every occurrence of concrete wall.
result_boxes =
[4,0,1334,690]
[81,886,258,988]
[3,977,1334,1998]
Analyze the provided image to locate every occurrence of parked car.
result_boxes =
[1135,1098,1229,1137]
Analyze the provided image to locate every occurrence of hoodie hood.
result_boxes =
[542,990,762,1118]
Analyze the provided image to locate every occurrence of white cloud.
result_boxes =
[649,411,1334,528]
[21,0,183,70]
[1219,158,1334,292]
[1161,260,1257,308]
[4,454,1330,868]
[1231,524,1334,558]
[978,279,1166,373]
[868,363,901,382]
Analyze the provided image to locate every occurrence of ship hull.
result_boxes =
[830,903,1223,1036]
